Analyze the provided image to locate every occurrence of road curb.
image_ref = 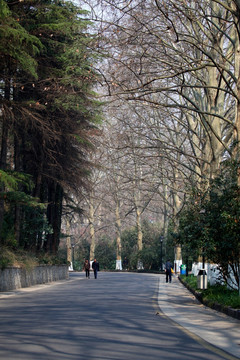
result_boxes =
[178,276,240,321]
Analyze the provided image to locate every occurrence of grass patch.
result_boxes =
[202,285,240,309]
[181,274,198,290]
[180,274,240,309]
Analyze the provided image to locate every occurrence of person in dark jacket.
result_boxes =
[123,257,129,270]
[165,259,173,283]
[83,259,90,279]
[92,259,99,279]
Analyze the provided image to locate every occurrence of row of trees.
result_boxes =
[0,0,100,259]
[71,219,173,271]
[1,0,239,288]
[69,0,240,287]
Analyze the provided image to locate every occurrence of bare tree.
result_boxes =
[76,0,240,272]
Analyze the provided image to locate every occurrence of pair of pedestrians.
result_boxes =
[83,259,99,279]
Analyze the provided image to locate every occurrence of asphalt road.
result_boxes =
[0,272,234,360]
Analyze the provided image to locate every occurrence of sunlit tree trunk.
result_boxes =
[233,19,240,186]
[66,219,73,270]
[133,189,143,269]
[172,148,182,273]
[163,184,169,237]
[115,198,122,270]
[136,206,143,252]
[89,195,96,261]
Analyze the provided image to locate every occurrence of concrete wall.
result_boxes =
[0,265,69,292]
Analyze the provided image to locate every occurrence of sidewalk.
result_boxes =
[158,275,240,359]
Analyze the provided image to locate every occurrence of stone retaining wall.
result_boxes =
[0,265,69,292]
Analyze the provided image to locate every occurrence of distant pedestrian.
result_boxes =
[83,259,90,279]
[123,257,129,271]
[165,259,173,283]
[92,259,99,279]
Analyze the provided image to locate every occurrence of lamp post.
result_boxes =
[160,236,164,271]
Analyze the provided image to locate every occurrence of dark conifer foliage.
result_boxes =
[0,0,100,254]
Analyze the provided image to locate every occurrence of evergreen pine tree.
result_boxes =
[0,0,101,254]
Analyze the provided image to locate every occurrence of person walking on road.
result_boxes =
[123,257,129,271]
[83,259,90,279]
[92,259,99,279]
[165,259,173,283]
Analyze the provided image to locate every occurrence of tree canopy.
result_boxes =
[0,0,100,256]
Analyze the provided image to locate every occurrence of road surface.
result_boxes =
[0,272,236,359]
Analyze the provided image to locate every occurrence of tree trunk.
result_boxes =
[14,133,21,245]
[89,196,96,261]
[172,160,182,273]
[0,70,11,243]
[163,184,169,237]
[235,51,240,186]
[136,207,143,252]
[66,219,72,267]
[115,198,122,269]
[45,181,63,254]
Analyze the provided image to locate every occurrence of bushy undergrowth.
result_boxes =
[180,275,240,309]
[0,247,67,270]
[202,285,240,309]
[181,274,199,290]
